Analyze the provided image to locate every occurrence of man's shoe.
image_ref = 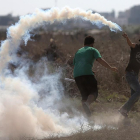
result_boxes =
[83,102,91,117]
[118,109,128,118]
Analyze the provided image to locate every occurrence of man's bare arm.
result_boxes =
[96,58,118,72]
[122,32,136,48]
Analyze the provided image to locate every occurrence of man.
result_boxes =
[119,33,140,117]
[45,38,58,61]
[73,36,117,117]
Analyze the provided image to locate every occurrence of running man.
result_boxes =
[73,36,118,117]
[119,33,140,117]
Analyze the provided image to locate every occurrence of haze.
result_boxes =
[0,0,140,16]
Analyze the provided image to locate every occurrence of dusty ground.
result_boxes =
[45,126,140,140]
[43,97,140,140]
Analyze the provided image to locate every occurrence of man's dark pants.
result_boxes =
[120,71,140,113]
[75,75,98,102]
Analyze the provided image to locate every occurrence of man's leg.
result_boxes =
[75,75,98,117]
[81,100,91,116]
[75,76,92,116]
[86,94,96,105]
[130,88,139,103]
[131,88,135,96]
[81,94,95,117]
[82,76,98,117]
[119,72,140,115]
[82,93,98,117]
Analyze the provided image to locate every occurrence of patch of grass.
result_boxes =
[98,89,128,103]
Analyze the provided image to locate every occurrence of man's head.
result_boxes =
[84,36,95,47]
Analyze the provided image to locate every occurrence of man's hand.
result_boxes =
[122,32,128,39]
[111,67,118,72]
[122,32,136,48]
[97,58,118,72]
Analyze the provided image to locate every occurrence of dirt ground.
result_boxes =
[43,100,140,140]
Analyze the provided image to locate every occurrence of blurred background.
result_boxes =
[0,0,140,30]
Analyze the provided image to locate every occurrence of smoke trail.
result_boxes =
[0,6,122,72]
[0,7,122,139]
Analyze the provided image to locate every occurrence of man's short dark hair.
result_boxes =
[84,36,95,45]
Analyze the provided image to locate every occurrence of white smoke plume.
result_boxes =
[0,7,122,139]
[0,7,122,72]
[0,59,91,140]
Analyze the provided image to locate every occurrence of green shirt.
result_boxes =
[73,46,101,78]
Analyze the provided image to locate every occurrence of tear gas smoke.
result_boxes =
[0,7,122,72]
[0,7,122,139]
